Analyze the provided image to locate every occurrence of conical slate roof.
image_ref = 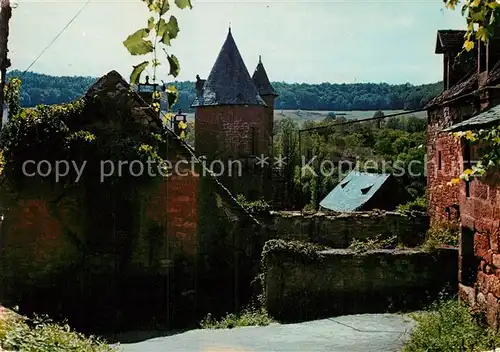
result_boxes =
[191,29,266,107]
[252,56,278,97]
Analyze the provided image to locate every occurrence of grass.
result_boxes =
[423,220,459,252]
[0,312,118,351]
[348,235,399,253]
[200,305,275,329]
[403,299,500,352]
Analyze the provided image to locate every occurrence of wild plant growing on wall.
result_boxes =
[448,128,500,185]
[123,0,192,130]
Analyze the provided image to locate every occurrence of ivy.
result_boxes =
[258,239,327,305]
[448,126,500,185]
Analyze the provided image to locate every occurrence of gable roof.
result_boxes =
[424,70,478,109]
[252,56,278,97]
[319,171,392,212]
[435,30,466,54]
[444,103,500,132]
[191,29,266,107]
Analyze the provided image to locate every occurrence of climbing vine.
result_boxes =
[3,78,21,119]
[448,127,500,184]
[443,0,500,52]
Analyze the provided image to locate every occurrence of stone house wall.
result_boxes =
[427,86,500,330]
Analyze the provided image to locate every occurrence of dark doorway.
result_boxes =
[460,226,479,287]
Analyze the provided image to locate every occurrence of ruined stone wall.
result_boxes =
[264,211,429,248]
[265,246,458,321]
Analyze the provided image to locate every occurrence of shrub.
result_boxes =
[0,314,118,351]
[397,195,427,214]
[404,299,500,352]
[423,220,459,252]
[200,305,274,329]
[302,203,316,213]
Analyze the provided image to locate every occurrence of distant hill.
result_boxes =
[7,70,443,112]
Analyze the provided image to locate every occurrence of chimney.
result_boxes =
[195,74,206,98]
[137,75,159,105]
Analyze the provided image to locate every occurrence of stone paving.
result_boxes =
[118,314,416,352]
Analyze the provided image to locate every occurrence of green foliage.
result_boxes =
[275,114,427,210]
[236,194,271,214]
[4,77,21,119]
[200,305,274,329]
[450,127,500,184]
[8,70,443,112]
[423,220,459,252]
[444,0,500,52]
[261,240,326,269]
[0,95,168,201]
[403,298,500,352]
[0,314,118,351]
[124,0,191,84]
[348,235,399,253]
[397,195,427,214]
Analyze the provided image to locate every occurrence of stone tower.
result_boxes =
[252,55,278,140]
[192,28,269,161]
[191,28,275,200]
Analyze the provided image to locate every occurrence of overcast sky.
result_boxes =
[8,0,465,84]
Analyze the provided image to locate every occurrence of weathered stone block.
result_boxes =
[475,234,490,259]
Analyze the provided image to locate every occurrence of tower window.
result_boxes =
[465,181,471,198]
[438,151,442,170]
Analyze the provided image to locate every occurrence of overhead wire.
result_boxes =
[18,0,92,78]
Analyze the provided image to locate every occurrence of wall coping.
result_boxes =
[269,210,428,219]
[319,247,458,256]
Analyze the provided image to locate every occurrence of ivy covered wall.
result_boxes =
[0,71,264,333]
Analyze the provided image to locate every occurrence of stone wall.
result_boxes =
[427,106,464,224]
[264,245,458,322]
[427,96,500,331]
[263,210,429,248]
[0,71,265,334]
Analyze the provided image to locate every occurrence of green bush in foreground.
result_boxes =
[200,306,274,329]
[404,299,499,352]
[0,314,118,352]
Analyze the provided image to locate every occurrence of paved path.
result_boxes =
[117,314,415,352]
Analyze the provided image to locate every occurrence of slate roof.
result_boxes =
[319,171,392,212]
[191,29,266,107]
[444,104,500,132]
[435,30,466,54]
[425,70,478,109]
[252,56,278,97]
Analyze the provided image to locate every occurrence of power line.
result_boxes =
[298,109,426,134]
[19,0,92,77]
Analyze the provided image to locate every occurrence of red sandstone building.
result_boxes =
[192,28,278,200]
[426,29,500,329]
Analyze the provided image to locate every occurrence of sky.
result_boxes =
[8,0,466,85]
